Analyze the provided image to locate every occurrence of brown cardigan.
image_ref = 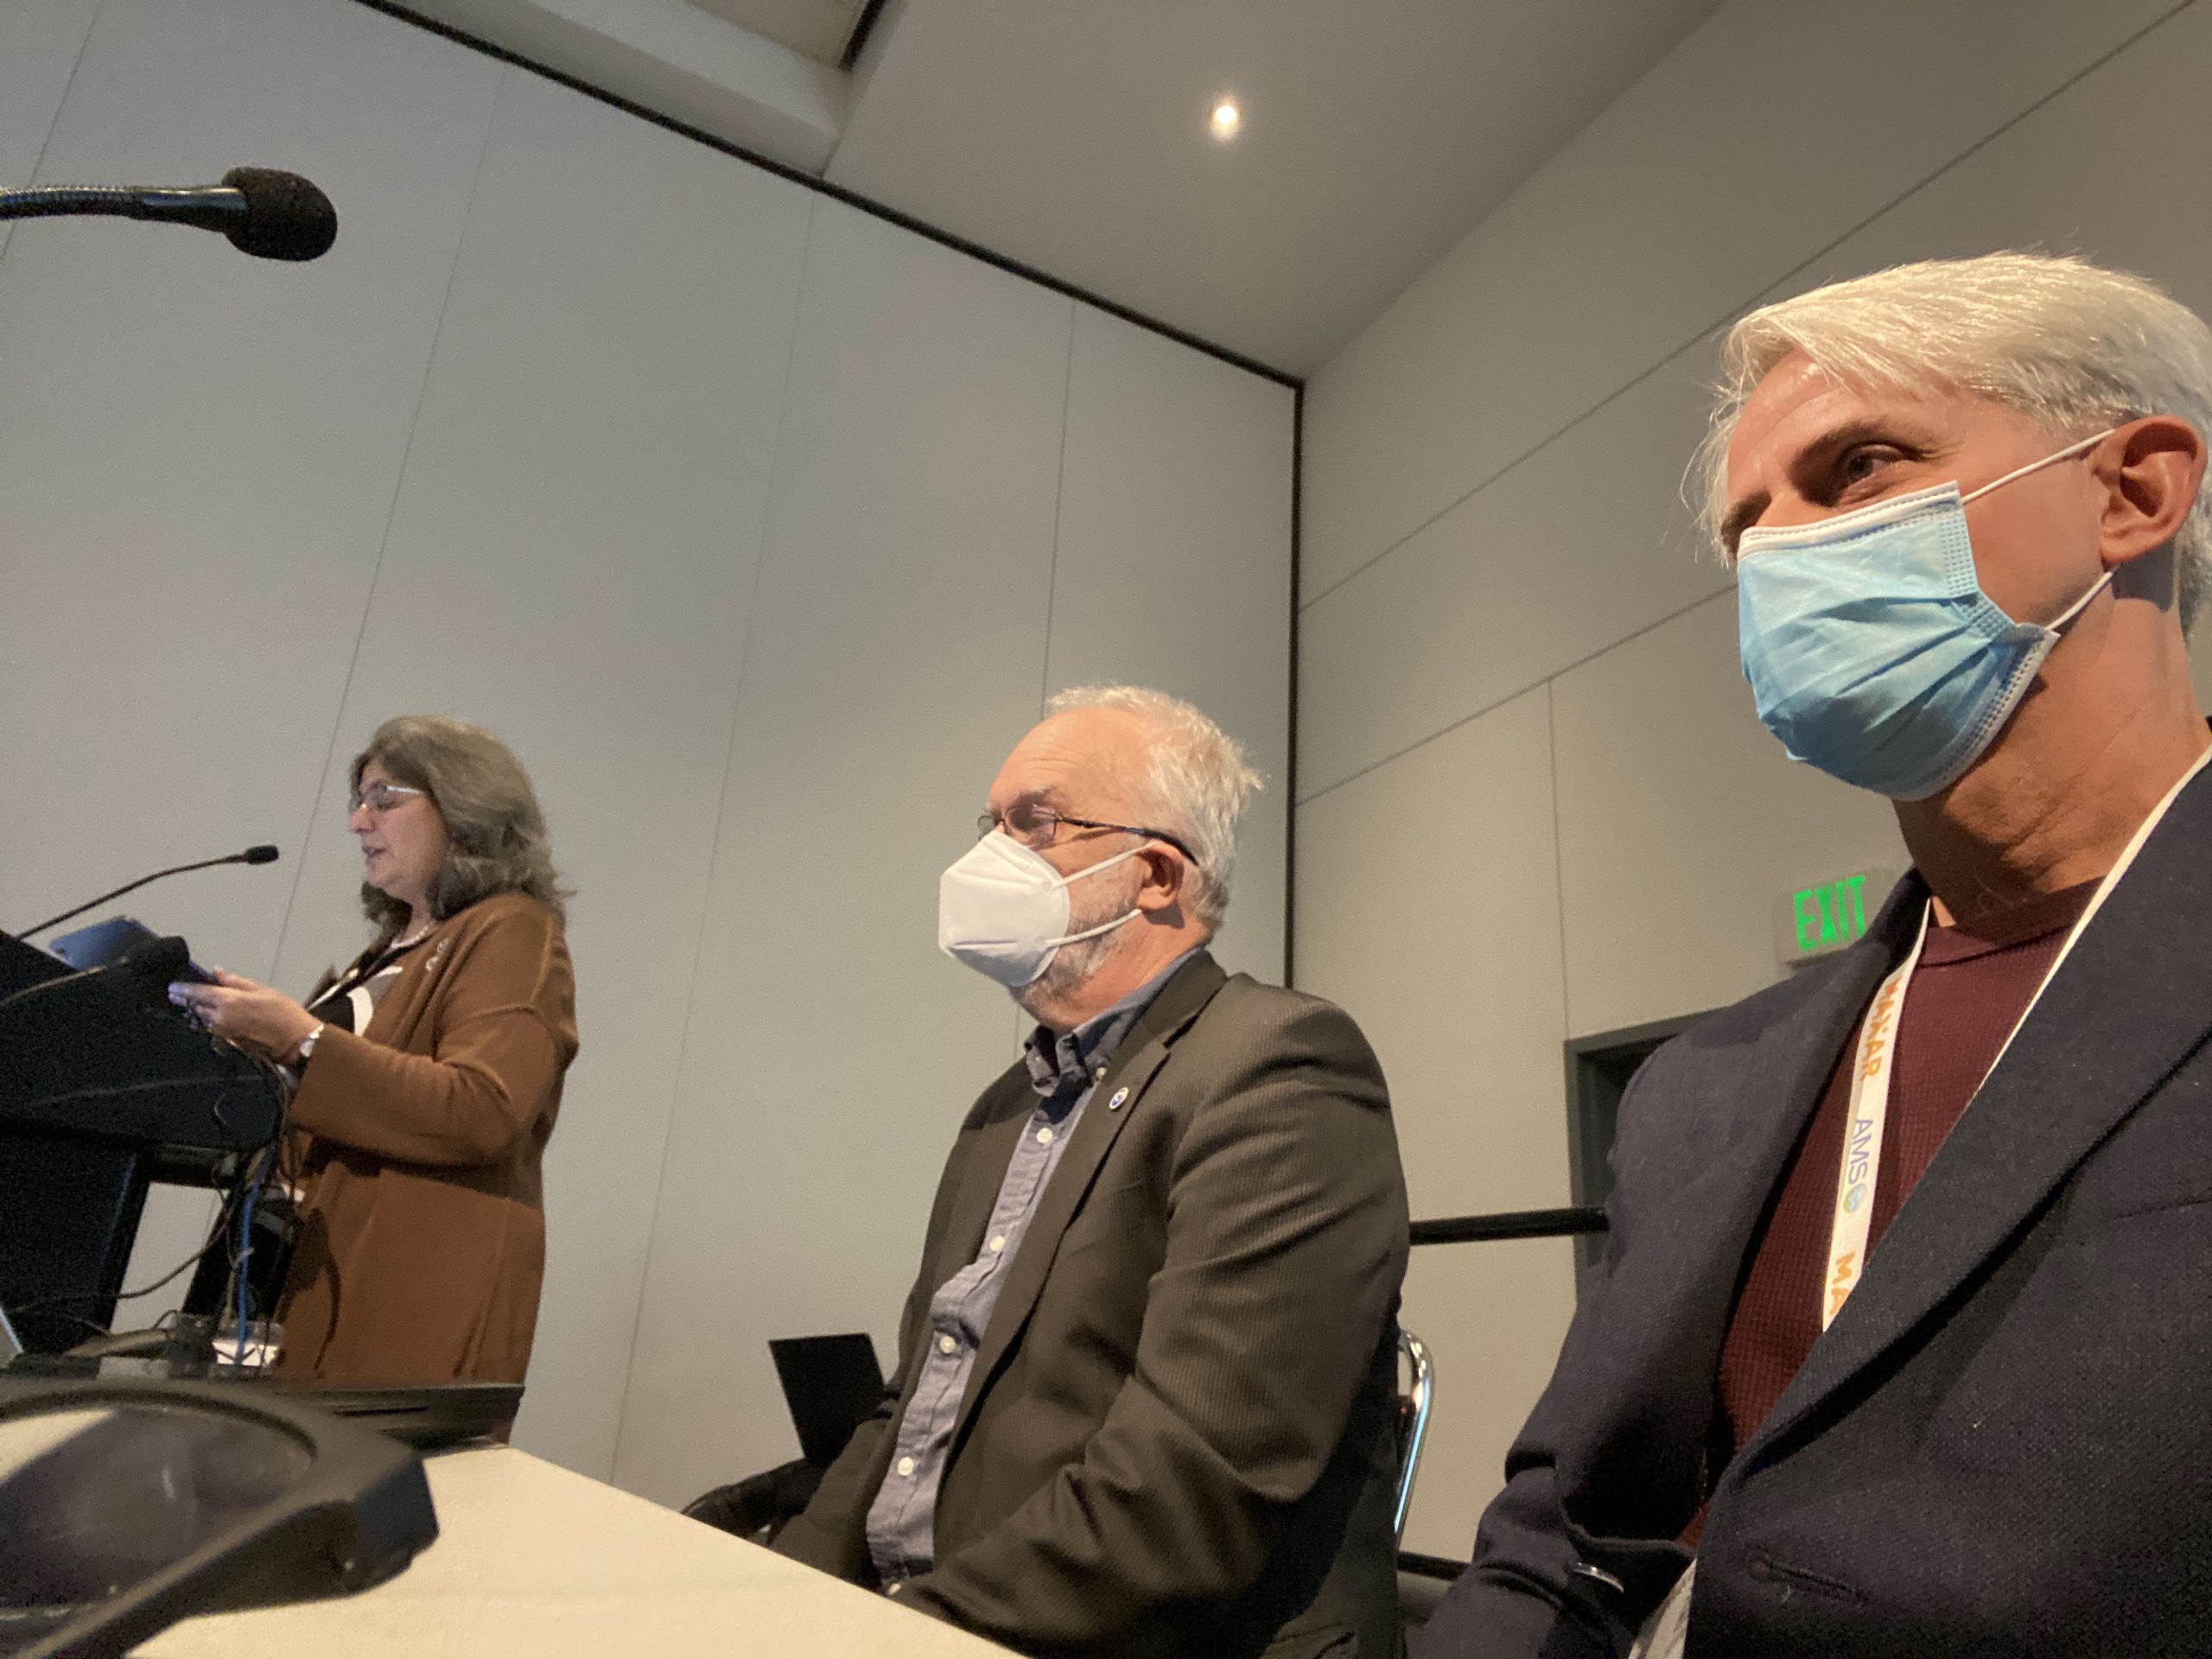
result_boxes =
[276,891,578,1385]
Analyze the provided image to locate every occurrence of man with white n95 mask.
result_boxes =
[1418,253,2212,1659]
[775,685,1410,1658]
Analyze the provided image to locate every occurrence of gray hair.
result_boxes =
[1045,685,1262,932]
[1694,252,2212,630]
[353,715,569,936]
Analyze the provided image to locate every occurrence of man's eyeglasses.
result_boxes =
[349,782,429,815]
[977,801,1197,864]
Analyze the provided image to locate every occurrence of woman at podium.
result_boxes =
[170,715,577,1385]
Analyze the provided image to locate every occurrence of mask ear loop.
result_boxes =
[1048,911,1141,948]
[1043,843,1148,949]
[1961,426,2122,632]
[1960,426,2119,505]
[2043,566,2114,632]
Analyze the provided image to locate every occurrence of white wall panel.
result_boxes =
[1046,307,1295,982]
[1300,0,2183,601]
[1306,0,2212,805]
[613,200,1077,1505]
[1767,0,2212,324]
[1300,356,1725,799]
[1396,1237,1578,1560]
[1295,688,1567,1221]
[1551,596,1904,1039]
[0,0,498,976]
[1295,687,1573,1556]
[266,66,813,1481]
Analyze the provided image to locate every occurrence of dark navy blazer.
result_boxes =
[1421,764,2212,1658]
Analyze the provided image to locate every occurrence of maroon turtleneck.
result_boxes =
[1686,878,2099,1541]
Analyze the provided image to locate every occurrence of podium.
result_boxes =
[0,932,283,1352]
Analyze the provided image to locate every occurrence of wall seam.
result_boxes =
[1297,588,1732,809]
[1545,680,1574,1047]
[1012,301,1082,1053]
[1038,303,1078,712]
[1294,0,2204,810]
[0,0,105,271]
[348,0,1299,391]
[1299,0,2202,615]
[265,58,505,979]
[608,188,823,1480]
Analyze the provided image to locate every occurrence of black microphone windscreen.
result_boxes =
[242,844,281,865]
[219,168,336,262]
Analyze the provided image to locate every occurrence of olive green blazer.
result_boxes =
[777,952,1410,1658]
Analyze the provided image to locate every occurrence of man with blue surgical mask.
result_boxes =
[1420,253,2212,1659]
[776,684,1409,1659]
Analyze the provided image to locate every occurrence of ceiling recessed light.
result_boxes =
[1209,98,1243,142]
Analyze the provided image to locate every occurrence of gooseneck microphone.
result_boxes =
[0,168,337,261]
[0,934,191,1018]
[16,845,281,942]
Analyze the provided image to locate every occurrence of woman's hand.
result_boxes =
[169,969,321,1062]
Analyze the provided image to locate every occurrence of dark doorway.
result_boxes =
[1563,1013,1713,1275]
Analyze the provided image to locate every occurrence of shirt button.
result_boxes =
[896,1455,916,1477]
[1037,1127,1055,1146]
[988,1235,1006,1254]
[937,1333,957,1355]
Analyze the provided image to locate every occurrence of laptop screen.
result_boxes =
[768,1333,884,1467]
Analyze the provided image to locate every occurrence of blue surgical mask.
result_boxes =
[1735,429,2115,800]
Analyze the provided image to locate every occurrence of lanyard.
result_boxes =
[1822,743,2212,1330]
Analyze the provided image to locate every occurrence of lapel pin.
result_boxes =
[1107,1087,1129,1112]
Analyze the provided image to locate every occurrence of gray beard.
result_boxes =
[1014,863,1142,1024]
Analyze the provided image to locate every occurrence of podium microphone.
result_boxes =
[16,845,280,941]
[0,934,191,1019]
[0,168,337,262]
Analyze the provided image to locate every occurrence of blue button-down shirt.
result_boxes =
[864,951,1198,1586]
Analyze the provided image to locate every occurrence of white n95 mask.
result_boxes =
[938,833,1141,988]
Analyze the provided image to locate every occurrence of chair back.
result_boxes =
[1394,1326,1433,1543]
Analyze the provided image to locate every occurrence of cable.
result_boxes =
[226,1055,292,1370]
[7,1179,240,1320]
[8,1058,286,1344]
[235,1149,259,1365]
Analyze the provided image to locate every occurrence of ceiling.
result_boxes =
[824,0,1722,376]
[423,0,1726,378]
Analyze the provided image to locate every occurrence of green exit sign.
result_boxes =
[1774,870,1898,965]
